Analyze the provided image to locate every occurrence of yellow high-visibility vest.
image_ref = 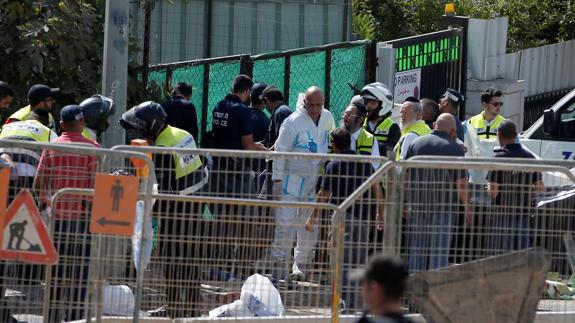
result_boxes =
[155,125,202,180]
[395,120,431,160]
[467,112,505,140]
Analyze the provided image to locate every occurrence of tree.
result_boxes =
[0,0,105,112]
[353,0,575,52]
[0,0,161,122]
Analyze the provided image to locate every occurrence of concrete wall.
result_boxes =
[465,17,575,127]
[130,0,352,64]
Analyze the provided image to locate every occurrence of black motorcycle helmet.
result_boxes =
[119,101,167,139]
[79,94,116,135]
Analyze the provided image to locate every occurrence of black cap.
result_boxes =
[60,105,84,123]
[250,83,268,103]
[441,88,464,103]
[349,97,367,117]
[28,84,57,106]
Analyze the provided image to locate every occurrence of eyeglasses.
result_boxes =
[343,110,361,118]
[490,102,504,107]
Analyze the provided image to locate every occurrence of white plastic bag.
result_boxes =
[209,300,255,318]
[132,200,153,272]
[103,285,135,316]
[240,274,284,316]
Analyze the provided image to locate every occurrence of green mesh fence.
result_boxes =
[206,61,241,131]
[329,46,367,126]
[148,70,168,93]
[146,41,371,144]
[252,57,285,94]
[288,51,326,109]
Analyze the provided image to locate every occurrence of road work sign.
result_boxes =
[90,173,138,236]
[0,190,59,265]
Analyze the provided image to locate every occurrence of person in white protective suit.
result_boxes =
[270,86,335,280]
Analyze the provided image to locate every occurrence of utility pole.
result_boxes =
[101,0,129,147]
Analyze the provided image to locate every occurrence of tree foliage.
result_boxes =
[0,0,105,112]
[0,0,161,118]
[354,0,575,52]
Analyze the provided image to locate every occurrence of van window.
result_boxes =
[558,102,575,141]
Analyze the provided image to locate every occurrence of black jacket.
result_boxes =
[161,95,199,140]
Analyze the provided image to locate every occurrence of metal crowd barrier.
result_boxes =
[1,139,575,322]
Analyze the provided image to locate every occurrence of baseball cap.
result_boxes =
[60,105,84,123]
[250,83,268,103]
[349,254,408,284]
[441,88,464,103]
[28,84,58,106]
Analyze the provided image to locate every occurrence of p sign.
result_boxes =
[394,68,421,103]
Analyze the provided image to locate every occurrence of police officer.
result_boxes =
[79,94,116,144]
[119,101,207,318]
[5,84,58,129]
[361,82,400,158]
[467,88,505,141]
[438,88,465,141]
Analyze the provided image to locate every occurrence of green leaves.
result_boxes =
[353,0,574,52]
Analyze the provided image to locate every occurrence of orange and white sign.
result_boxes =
[90,173,138,236]
[0,167,9,212]
[0,190,58,265]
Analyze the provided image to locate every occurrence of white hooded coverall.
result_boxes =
[271,104,335,273]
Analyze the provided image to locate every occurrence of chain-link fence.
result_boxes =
[145,40,375,141]
[2,138,575,322]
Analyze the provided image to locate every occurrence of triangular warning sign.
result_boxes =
[0,190,58,265]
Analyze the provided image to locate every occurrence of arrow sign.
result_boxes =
[97,217,131,227]
[91,173,138,236]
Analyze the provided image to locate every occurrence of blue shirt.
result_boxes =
[321,150,374,219]
[250,107,270,143]
[488,143,542,208]
[212,94,253,150]
[265,104,293,147]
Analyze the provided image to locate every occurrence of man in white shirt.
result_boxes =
[270,86,335,280]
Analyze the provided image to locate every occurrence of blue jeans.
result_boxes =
[408,213,455,273]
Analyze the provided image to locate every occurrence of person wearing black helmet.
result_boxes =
[5,84,58,129]
[119,101,207,318]
[79,94,116,143]
[361,82,400,158]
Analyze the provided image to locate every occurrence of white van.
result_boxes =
[521,88,575,160]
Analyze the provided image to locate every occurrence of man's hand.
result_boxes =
[255,142,267,151]
[305,216,316,232]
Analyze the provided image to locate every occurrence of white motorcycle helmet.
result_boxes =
[361,82,394,116]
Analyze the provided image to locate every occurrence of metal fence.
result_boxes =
[523,87,575,130]
[2,139,575,322]
[382,28,467,118]
[144,40,376,140]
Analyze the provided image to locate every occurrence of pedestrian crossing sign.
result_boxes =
[0,190,59,265]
